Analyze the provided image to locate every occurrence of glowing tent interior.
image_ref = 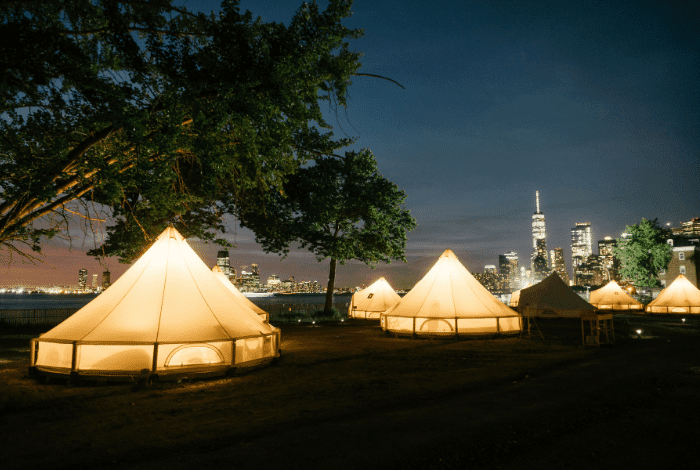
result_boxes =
[30,227,280,381]
[646,274,700,314]
[348,277,401,319]
[516,272,595,318]
[589,280,644,311]
[380,249,521,336]
[212,265,270,322]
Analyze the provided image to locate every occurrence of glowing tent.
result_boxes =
[517,272,595,318]
[380,249,521,336]
[212,265,270,322]
[589,281,644,311]
[30,227,280,381]
[348,277,401,319]
[509,289,521,308]
[646,274,700,314]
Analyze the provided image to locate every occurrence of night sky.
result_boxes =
[3,0,698,289]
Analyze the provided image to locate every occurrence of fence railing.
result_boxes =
[0,302,352,326]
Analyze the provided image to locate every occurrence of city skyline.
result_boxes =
[3,211,696,291]
[1,0,698,289]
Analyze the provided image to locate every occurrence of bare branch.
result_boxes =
[352,73,405,89]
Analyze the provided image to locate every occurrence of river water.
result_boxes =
[0,292,352,310]
[0,292,353,325]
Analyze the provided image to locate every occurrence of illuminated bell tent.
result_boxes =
[380,249,521,336]
[589,280,644,311]
[517,272,595,318]
[212,265,270,322]
[30,227,280,381]
[348,277,401,319]
[645,274,700,314]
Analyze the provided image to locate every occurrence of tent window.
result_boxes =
[165,344,224,367]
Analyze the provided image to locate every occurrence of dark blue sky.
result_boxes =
[4,0,698,289]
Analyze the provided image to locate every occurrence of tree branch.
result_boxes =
[352,73,405,89]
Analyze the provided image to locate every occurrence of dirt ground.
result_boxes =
[1,315,700,470]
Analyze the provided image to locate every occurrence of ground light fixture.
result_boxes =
[636,329,642,337]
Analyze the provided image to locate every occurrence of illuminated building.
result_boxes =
[102,269,111,289]
[549,247,569,284]
[574,254,604,287]
[216,250,232,278]
[237,263,261,291]
[91,274,98,289]
[78,268,87,291]
[498,252,519,292]
[681,217,700,237]
[571,222,592,270]
[530,191,548,281]
[266,274,281,288]
[598,236,619,282]
[475,265,500,293]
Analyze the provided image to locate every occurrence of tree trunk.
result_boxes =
[324,257,337,314]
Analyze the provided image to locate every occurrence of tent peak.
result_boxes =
[440,249,457,258]
[156,226,185,242]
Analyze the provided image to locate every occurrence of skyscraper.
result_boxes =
[217,250,231,278]
[102,269,111,289]
[598,236,619,282]
[498,252,519,291]
[571,222,592,270]
[550,247,569,284]
[531,191,548,280]
[78,268,87,291]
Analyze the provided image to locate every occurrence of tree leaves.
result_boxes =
[613,218,672,288]
[238,148,417,268]
[0,0,362,262]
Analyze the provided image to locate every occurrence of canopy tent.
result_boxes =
[589,281,644,311]
[30,227,280,381]
[348,277,401,319]
[212,265,270,322]
[380,249,520,336]
[646,274,700,314]
[517,272,595,318]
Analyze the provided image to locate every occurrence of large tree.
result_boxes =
[237,149,417,313]
[0,0,363,262]
[613,218,672,288]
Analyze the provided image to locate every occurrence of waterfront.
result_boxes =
[0,292,354,325]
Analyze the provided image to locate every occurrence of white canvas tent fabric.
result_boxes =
[646,274,700,314]
[380,249,520,336]
[348,277,401,319]
[589,281,644,311]
[212,265,270,322]
[509,289,521,308]
[517,272,595,318]
[30,227,280,380]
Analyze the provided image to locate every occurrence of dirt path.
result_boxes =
[1,318,699,469]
